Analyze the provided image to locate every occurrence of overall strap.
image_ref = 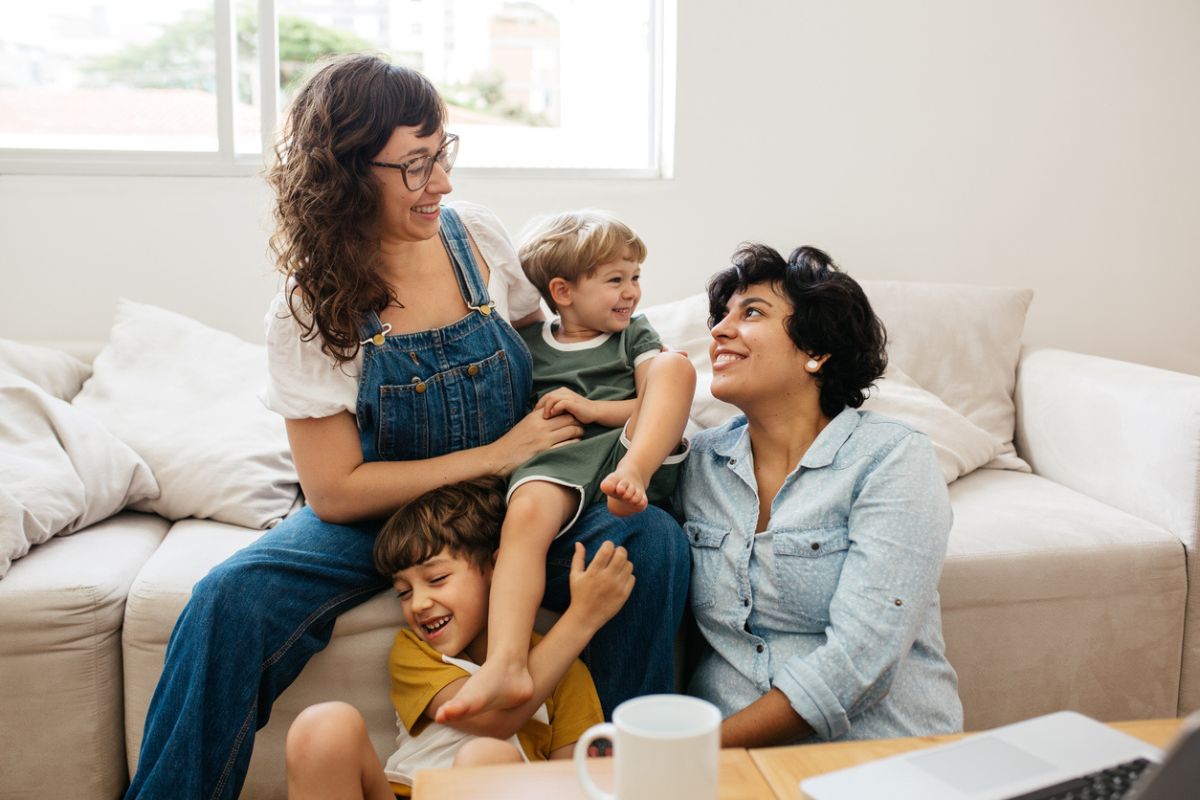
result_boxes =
[438,206,494,312]
[356,310,391,346]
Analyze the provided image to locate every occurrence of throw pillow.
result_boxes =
[862,366,1001,483]
[859,280,1033,471]
[0,370,158,577]
[0,338,92,400]
[72,300,300,529]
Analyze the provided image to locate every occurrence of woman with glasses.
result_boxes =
[124,54,690,800]
[676,244,962,747]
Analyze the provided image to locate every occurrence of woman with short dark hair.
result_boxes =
[678,243,962,746]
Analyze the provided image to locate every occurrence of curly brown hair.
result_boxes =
[266,53,445,363]
[373,476,508,577]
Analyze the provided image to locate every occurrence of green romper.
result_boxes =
[509,316,688,533]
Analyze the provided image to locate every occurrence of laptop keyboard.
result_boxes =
[1003,757,1152,800]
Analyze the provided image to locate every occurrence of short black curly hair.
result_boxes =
[706,244,887,419]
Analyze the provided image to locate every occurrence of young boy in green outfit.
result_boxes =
[440,210,696,723]
[284,476,634,798]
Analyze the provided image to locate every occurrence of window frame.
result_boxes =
[0,0,675,179]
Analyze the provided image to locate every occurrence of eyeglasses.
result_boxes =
[370,133,459,191]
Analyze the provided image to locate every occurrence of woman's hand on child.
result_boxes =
[566,541,635,632]
[490,407,583,474]
[536,387,598,424]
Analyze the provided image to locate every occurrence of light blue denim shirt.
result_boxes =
[677,406,963,742]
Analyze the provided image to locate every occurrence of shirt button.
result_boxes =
[894,598,903,607]
[743,598,749,607]
[756,644,764,653]
[729,458,737,466]
[811,542,820,550]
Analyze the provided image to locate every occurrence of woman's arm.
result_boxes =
[720,688,814,748]
[288,409,582,524]
[767,430,952,743]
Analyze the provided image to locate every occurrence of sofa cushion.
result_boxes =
[123,519,402,799]
[0,512,169,799]
[940,468,1186,729]
[860,281,1033,471]
[72,299,301,530]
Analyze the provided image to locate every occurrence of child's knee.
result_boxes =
[454,737,523,767]
[286,701,365,763]
[649,350,697,386]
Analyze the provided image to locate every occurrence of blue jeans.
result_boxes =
[124,502,689,799]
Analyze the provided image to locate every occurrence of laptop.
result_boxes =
[799,711,1200,800]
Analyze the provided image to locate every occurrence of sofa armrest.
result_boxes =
[1015,347,1200,548]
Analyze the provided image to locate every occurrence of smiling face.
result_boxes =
[371,125,454,245]
[393,548,492,661]
[708,281,818,411]
[556,251,643,336]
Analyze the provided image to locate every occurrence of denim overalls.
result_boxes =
[126,207,690,800]
[356,207,533,463]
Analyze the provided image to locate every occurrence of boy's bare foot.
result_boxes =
[600,462,649,517]
[436,659,533,724]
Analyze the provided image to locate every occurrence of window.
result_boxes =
[0,0,673,177]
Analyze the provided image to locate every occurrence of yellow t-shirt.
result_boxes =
[387,629,603,795]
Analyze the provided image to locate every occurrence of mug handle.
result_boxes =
[574,722,617,800]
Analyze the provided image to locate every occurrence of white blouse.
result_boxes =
[262,201,542,419]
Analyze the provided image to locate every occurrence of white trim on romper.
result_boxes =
[540,319,614,351]
[506,474,588,538]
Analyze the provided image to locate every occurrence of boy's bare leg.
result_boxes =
[286,702,395,800]
[436,480,578,723]
[453,737,525,767]
[602,353,696,516]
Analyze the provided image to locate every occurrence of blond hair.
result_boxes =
[518,210,648,312]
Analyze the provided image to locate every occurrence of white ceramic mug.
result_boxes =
[574,694,721,800]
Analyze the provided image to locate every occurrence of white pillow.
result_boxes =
[642,294,1001,483]
[0,338,92,400]
[72,300,300,529]
[859,280,1033,471]
[862,366,1001,483]
[0,370,158,578]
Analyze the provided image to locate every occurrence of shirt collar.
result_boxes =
[799,406,859,469]
[711,406,859,469]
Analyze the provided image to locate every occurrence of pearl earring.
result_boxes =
[806,359,820,371]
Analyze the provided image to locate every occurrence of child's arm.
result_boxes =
[537,388,636,427]
[426,541,634,740]
[537,346,690,428]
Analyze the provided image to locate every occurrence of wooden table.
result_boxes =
[749,718,1183,800]
[413,747,774,799]
[411,719,1182,799]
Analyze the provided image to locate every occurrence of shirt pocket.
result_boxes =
[772,525,851,630]
[684,521,731,611]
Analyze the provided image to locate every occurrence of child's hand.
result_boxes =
[536,387,597,424]
[566,541,635,631]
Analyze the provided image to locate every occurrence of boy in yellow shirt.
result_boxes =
[284,476,633,798]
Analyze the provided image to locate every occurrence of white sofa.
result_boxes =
[1,282,1197,800]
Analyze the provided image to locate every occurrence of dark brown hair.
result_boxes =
[373,476,507,576]
[266,53,445,363]
[707,244,888,419]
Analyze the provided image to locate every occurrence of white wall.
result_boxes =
[2,0,1197,374]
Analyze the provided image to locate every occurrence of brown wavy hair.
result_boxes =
[266,53,445,363]
[373,476,508,576]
